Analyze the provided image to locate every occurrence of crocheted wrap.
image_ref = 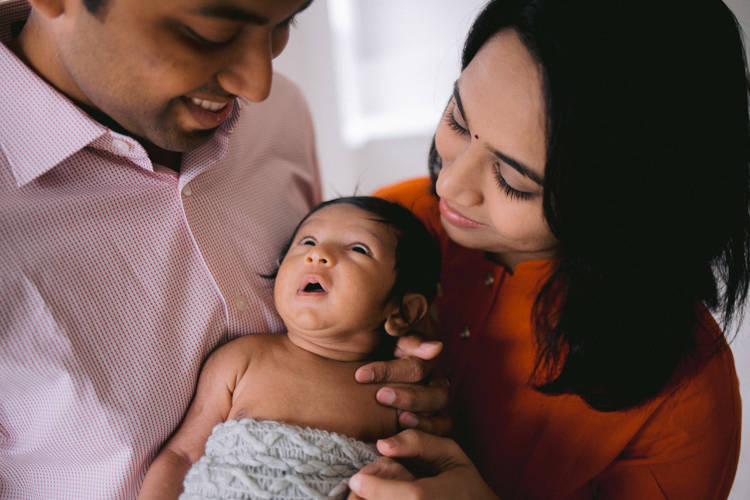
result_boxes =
[179,418,379,500]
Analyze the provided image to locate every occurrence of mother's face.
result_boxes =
[434,30,559,270]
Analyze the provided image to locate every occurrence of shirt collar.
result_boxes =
[0,2,107,187]
[0,0,241,187]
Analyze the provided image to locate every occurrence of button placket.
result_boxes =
[112,139,130,152]
[235,295,248,312]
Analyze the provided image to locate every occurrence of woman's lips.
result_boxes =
[439,198,485,229]
[181,96,234,129]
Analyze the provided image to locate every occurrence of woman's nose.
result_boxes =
[436,148,485,207]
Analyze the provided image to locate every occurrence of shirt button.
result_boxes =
[112,139,130,152]
[235,295,248,311]
[182,184,192,197]
[484,273,494,286]
[459,326,470,339]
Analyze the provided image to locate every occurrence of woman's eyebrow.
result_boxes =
[453,81,469,127]
[490,147,544,185]
[454,81,543,186]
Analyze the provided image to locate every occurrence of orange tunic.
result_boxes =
[376,177,741,500]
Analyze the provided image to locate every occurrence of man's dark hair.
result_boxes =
[273,196,442,309]
[429,0,750,411]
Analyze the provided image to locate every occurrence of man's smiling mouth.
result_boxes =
[189,98,227,112]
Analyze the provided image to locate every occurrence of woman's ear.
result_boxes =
[384,293,429,337]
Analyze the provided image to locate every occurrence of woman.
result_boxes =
[348,0,750,498]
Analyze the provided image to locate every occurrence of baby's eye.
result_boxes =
[299,237,316,246]
[350,244,370,255]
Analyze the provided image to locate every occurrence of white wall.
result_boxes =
[274,1,750,498]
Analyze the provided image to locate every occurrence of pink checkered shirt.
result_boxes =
[0,2,321,498]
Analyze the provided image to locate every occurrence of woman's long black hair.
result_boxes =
[430,0,750,410]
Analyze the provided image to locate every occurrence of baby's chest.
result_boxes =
[228,361,397,442]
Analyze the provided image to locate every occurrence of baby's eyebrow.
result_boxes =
[358,224,390,249]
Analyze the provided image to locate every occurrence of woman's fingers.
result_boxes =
[398,411,452,436]
[359,457,417,480]
[373,378,449,415]
[376,429,468,471]
[354,335,441,384]
[348,473,427,500]
[356,355,432,385]
[346,458,416,500]
[395,335,443,359]
[348,431,500,500]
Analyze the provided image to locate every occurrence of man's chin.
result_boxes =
[149,126,219,153]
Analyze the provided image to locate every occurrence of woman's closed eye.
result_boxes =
[494,164,534,202]
[444,101,470,137]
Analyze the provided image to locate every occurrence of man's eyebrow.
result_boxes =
[454,81,544,186]
[196,0,314,23]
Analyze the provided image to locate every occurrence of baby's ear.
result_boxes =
[384,293,429,337]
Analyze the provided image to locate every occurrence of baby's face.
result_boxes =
[274,203,399,356]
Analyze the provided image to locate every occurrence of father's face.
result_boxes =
[54,0,311,151]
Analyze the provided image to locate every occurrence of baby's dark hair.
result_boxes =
[277,196,442,309]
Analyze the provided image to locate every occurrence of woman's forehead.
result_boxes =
[459,30,548,178]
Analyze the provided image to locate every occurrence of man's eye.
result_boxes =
[299,237,316,246]
[181,25,233,49]
[278,14,298,29]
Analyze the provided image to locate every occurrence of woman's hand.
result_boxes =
[355,334,451,435]
[346,430,499,500]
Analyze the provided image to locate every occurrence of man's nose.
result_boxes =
[217,29,285,103]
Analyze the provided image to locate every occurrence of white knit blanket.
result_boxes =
[179,419,379,500]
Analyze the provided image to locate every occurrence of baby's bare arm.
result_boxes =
[138,340,251,500]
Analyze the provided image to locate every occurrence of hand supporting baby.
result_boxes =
[347,429,499,500]
[356,333,451,436]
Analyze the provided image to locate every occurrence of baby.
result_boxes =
[138,196,441,500]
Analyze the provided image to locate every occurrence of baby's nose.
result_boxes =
[306,255,329,264]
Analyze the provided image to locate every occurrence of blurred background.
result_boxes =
[274,0,750,498]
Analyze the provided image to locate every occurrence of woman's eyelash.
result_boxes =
[493,165,533,202]
[444,104,469,136]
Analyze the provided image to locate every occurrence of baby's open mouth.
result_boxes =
[299,275,328,294]
[303,282,325,292]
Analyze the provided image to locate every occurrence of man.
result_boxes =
[0,0,446,497]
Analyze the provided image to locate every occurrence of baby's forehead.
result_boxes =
[297,203,399,244]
